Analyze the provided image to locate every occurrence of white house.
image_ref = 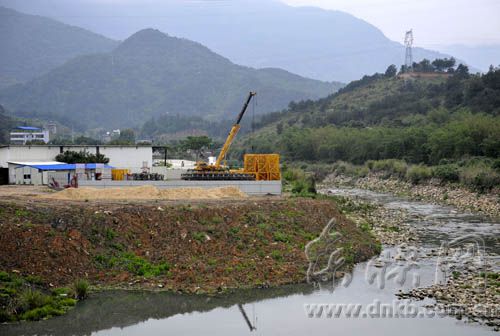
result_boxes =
[10,126,50,145]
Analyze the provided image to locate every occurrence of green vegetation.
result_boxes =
[329,158,500,192]
[73,279,89,300]
[238,63,500,191]
[0,28,339,129]
[94,252,171,277]
[55,150,110,164]
[282,166,317,197]
[0,271,83,322]
[107,129,136,145]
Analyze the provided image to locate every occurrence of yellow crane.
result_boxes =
[181,91,257,180]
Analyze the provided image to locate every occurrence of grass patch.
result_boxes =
[270,250,283,261]
[73,279,89,300]
[0,272,83,322]
[94,252,171,277]
[273,231,290,243]
[192,232,206,242]
[104,228,117,241]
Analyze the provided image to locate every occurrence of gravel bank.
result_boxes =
[321,173,500,219]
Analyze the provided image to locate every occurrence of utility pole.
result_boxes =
[404,29,414,72]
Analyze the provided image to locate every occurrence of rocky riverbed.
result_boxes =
[323,186,499,331]
[320,173,500,219]
[398,268,499,330]
[321,191,418,246]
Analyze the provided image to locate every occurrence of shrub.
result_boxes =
[0,271,11,282]
[459,165,500,192]
[73,279,89,300]
[355,166,370,177]
[369,159,408,178]
[406,165,432,184]
[332,161,357,176]
[21,306,64,321]
[433,164,460,182]
[18,289,52,312]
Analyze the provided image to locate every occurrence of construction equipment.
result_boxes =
[182,92,257,181]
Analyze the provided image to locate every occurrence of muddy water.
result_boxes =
[2,188,498,336]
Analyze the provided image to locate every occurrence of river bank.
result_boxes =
[0,194,378,322]
[324,186,499,331]
[320,173,500,219]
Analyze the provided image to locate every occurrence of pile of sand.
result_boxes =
[44,185,247,200]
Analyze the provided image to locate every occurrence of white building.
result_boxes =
[10,126,50,145]
[0,145,153,184]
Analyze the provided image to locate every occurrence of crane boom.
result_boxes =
[215,91,256,168]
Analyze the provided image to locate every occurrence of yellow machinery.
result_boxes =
[182,92,258,180]
[243,154,281,181]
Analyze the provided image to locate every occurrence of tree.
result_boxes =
[55,150,109,164]
[385,64,397,77]
[432,58,456,72]
[413,59,434,73]
[276,122,284,135]
[108,129,136,145]
[181,136,212,160]
[455,64,470,79]
[73,136,102,145]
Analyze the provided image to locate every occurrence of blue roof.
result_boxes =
[16,126,42,131]
[29,164,75,171]
[18,163,114,171]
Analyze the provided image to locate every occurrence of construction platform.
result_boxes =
[78,180,282,196]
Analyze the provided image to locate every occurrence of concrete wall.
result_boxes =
[78,180,282,196]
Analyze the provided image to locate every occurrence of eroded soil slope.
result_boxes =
[0,197,378,292]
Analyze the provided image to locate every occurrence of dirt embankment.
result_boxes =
[0,197,378,293]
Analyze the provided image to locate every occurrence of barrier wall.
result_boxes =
[78,180,282,196]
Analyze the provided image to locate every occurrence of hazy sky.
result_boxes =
[282,0,500,47]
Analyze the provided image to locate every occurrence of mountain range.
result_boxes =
[0,6,117,89]
[0,0,459,83]
[0,28,340,129]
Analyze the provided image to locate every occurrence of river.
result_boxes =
[1,187,498,335]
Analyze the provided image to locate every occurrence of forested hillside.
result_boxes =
[239,61,500,166]
[0,6,118,89]
[0,29,341,129]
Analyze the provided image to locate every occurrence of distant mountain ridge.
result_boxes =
[0,0,457,82]
[0,6,118,88]
[0,28,341,129]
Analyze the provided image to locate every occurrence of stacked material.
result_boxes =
[244,154,281,181]
[44,186,247,200]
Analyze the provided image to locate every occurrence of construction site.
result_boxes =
[0,92,282,197]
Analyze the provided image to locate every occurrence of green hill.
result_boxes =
[238,63,500,166]
[0,29,341,129]
[0,6,118,88]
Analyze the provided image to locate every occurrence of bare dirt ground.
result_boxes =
[0,185,379,293]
